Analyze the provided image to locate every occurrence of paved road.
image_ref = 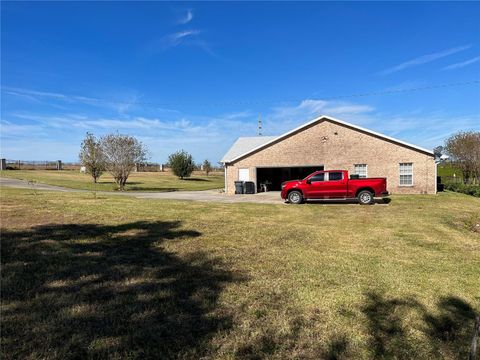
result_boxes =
[0,177,284,204]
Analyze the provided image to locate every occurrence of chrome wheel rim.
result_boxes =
[290,192,300,203]
[360,193,371,203]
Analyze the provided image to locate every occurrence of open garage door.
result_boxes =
[256,166,324,191]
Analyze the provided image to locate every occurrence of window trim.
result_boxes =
[399,162,414,187]
[354,164,368,178]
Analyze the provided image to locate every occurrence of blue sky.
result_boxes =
[1,1,479,163]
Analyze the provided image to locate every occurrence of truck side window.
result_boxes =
[328,172,343,181]
[309,173,325,182]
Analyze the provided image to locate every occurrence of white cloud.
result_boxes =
[145,28,215,56]
[270,99,374,125]
[379,44,472,75]
[0,120,47,138]
[160,30,201,48]
[2,87,145,115]
[323,104,375,115]
[442,55,480,70]
[178,9,193,25]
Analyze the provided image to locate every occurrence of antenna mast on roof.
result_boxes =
[257,114,262,136]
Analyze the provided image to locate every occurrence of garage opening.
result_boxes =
[256,166,324,191]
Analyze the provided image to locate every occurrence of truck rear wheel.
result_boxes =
[358,190,374,205]
[288,190,304,204]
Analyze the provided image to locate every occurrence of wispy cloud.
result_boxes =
[379,44,472,75]
[270,99,374,126]
[9,113,194,132]
[178,9,193,25]
[2,87,102,108]
[161,30,201,48]
[2,87,183,115]
[148,29,216,56]
[145,29,215,56]
[442,55,480,70]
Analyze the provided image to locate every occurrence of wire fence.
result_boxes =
[3,159,65,170]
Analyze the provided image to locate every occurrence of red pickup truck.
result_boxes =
[281,170,389,205]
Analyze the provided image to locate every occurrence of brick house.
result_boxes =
[221,115,436,195]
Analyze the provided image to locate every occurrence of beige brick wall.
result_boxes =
[225,120,436,195]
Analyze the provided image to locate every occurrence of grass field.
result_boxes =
[1,187,479,359]
[0,170,224,192]
[438,163,464,182]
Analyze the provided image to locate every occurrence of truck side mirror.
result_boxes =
[306,179,311,184]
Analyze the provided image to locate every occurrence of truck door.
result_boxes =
[323,171,348,198]
[305,172,326,198]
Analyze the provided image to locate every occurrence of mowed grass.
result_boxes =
[1,187,479,359]
[0,170,224,192]
[438,163,464,180]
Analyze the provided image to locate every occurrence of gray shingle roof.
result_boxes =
[221,136,277,163]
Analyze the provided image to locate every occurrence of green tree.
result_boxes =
[445,131,480,183]
[79,132,106,183]
[101,133,148,191]
[203,159,212,176]
[168,150,195,179]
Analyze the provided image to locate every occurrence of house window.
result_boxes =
[399,163,413,186]
[354,164,368,178]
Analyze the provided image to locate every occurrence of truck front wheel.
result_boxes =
[358,190,374,205]
[288,190,304,204]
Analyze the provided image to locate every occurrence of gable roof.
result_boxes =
[222,115,434,164]
[221,136,277,163]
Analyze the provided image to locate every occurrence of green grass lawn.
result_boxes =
[0,170,224,192]
[438,163,464,181]
[1,187,479,359]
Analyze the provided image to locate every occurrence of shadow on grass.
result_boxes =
[1,221,245,359]
[232,290,477,359]
[362,290,477,359]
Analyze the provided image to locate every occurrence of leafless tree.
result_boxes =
[101,133,148,191]
[79,132,106,183]
[445,131,480,183]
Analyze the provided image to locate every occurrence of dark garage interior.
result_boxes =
[256,166,324,191]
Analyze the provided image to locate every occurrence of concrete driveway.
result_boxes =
[0,177,284,204]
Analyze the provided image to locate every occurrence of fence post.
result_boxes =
[56,160,62,171]
[0,158,6,170]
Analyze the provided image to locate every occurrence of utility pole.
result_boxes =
[258,113,262,136]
